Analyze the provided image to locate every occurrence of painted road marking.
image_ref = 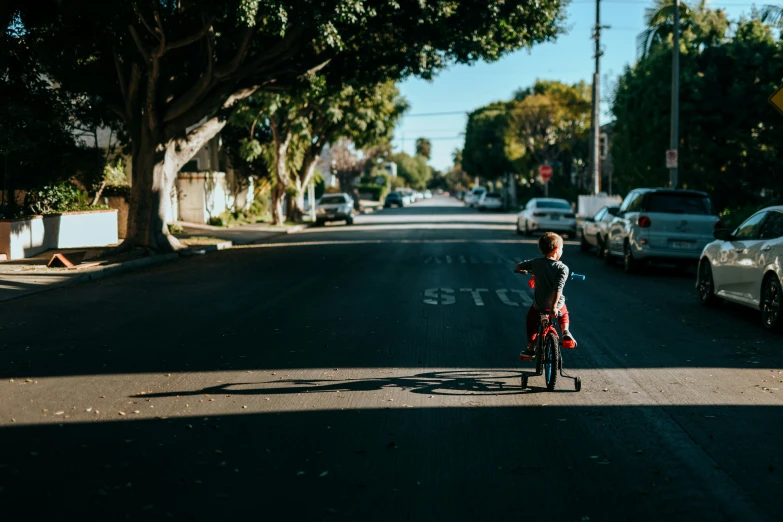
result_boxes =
[423,288,533,306]
[423,288,456,305]
[496,289,532,307]
[460,288,489,306]
[423,256,517,265]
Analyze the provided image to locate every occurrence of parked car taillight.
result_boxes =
[714,219,725,229]
[638,216,652,228]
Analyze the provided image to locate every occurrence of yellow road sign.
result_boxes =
[769,85,783,116]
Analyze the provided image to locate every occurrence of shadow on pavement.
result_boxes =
[0,405,779,521]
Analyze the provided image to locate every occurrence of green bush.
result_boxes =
[247,193,270,217]
[207,215,224,227]
[168,223,185,235]
[24,181,103,215]
[357,183,388,201]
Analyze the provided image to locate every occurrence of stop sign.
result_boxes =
[539,164,553,181]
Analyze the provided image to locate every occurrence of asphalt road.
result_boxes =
[1,196,782,521]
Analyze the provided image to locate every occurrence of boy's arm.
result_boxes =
[515,259,533,273]
[551,264,569,311]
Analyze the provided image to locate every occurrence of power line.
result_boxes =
[406,100,593,118]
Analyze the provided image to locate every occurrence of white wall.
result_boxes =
[0,216,47,260]
[1,211,118,260]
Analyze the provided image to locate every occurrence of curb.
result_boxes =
[286,225,307,234]
[180,240,233,254]
[0,240,238,304]
[0,253,180,304]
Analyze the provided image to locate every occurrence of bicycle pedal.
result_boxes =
[519,354,535,361]
[562,340,576,349]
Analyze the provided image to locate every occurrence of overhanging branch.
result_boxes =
[129,24,151,62]
[162,29,215,124]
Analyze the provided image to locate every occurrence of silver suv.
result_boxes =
[605,188,720,273]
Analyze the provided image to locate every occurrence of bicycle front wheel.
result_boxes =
[544,332,560,391]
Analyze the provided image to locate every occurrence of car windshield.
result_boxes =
[472,188,485,194]
[536,200,571,210]
[646,193,711,215]
[320,196,346,204]
[486,193,501,198]
[388,192,400,197]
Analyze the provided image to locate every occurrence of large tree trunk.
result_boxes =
[270,118,292,226]
[285,148,321,222]
[124,117,227,252]
[125,126,179,252]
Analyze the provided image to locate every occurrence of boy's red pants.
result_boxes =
[526,304,569,344]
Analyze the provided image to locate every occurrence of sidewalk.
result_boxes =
[0,221,306,303]
[173,221,307,245]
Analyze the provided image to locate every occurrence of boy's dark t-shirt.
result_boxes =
[517,257,569,311]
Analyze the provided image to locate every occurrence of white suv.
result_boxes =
[605,188,720,273]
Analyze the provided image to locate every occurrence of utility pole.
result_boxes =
[670,0,680,188]
[590,0,607,195]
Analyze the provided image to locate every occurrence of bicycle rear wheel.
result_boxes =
[544,332,560,391]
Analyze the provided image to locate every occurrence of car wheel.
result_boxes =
[603,240,614,265]
[315,219,324,226]
[623,241,638,274]
[516,220,523,236]
[596,236,606,259]
[697,260,720,307]
[525,221,532,237]
[346,216,354,226]
[761,274,782,331]
[580,232,591,253]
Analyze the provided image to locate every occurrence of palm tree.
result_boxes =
[636,0,692,58]
[761,5,783,25]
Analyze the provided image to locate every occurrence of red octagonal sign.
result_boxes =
[539,164,553,181]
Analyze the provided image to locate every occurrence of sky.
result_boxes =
[393,0,764,171]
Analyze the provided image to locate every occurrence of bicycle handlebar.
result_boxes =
[513,269,586,281]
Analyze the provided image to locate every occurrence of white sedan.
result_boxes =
[697,206,783,330]
[580,205,619,255]
[478,192,504,211]
[516,198,576,237]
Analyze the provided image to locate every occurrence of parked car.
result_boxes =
[384,191,405,208]
[478,192,504,211]
[605,188,720,273]
[580,205,620,255]
[423,190,433,199]
[415,191,424,200]
[516,198,576,237]
[697,206,783,330]
[399,189,415,204]
[316,193,354,225]
[464,187,487,207]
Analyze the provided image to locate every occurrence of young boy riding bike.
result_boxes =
[515,232,577,360]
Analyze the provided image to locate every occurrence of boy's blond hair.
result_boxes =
[538,232,563,255]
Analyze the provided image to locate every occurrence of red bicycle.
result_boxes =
[514,270,585,392]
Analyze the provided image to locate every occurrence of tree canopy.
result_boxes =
[613,11,783,210]
[227,79,407,221]
[11,0,568,250]
[461,80,590,198]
